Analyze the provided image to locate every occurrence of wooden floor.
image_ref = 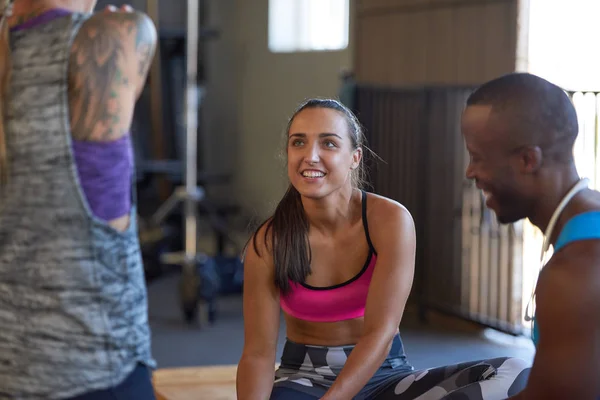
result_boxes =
[153,365,237,400]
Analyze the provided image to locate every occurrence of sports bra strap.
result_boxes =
[361,190,376,254]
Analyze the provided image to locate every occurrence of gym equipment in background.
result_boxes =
[137,0,244,325]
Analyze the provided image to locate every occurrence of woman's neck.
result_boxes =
[302,186,359,235]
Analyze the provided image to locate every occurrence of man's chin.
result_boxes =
[495,211,524,225]
[496,215,513,225]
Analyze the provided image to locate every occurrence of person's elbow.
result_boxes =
[361,323,398,358]
[239,336,277,371]
[239,345,276,366]
[363,303,404,341]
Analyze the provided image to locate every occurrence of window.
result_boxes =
[268,0,349,53]
[520,0,600,332]
[527,0,600,92]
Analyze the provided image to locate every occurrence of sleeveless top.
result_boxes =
[0,11,155,399]
[11,8,135,223]
[532,211,600,346]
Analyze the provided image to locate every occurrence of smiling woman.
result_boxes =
[287,106,363,195]
[236,99,531,400]
[259,99,368,294]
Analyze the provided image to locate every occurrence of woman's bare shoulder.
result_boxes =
[244,218,275,266]
[364,191,413,223]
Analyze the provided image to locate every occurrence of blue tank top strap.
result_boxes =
[555,211,600,251]
[532,211,600,347]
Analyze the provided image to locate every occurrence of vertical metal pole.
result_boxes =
[185,0,199,273]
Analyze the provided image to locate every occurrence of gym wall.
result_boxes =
[354,0,519,86]
[351,0,526,331]
[230,0,355,220]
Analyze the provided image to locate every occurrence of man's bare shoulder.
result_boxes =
[526,241,600,398]
[538,241,600,322]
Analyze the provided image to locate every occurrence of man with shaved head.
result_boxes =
[462,72,600,399]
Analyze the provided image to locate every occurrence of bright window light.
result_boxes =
[268,0,349,53]
[522,0,600,333]
[528,0,600,92]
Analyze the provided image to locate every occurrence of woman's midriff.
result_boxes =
[284,312,400,346]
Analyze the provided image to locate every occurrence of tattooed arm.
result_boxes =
[68,9,157,142]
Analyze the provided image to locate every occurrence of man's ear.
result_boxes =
[520,145,543,174]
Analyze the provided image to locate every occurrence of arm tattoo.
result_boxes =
[69,15,127,141]
[68,12,155,142]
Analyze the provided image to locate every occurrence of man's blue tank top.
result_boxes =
[532,211,600,346]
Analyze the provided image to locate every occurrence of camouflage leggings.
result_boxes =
[271,336,530,399]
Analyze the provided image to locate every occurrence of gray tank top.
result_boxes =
[0,12,155,399]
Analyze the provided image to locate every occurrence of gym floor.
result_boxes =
[147,273,535,371]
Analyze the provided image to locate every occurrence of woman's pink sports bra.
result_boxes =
[280,190,377,322]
